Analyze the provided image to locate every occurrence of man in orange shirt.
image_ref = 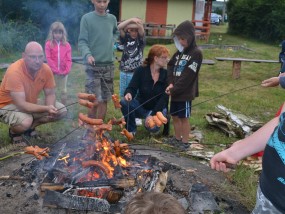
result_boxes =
[0,41,67,145]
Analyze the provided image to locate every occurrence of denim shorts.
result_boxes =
[170,101,191,118]
[85,64,114,101]
[252,185,282,214]
[119,71,134,97]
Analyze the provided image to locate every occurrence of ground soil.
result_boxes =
[0,129,250,214]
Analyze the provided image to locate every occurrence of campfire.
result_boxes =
[26,93,172,212]
[1,93,249,213]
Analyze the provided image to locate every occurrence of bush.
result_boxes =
[0,19,43,56]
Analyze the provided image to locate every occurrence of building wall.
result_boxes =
[167,0,194,27]
[120,0,195,27]
[120,0,147,21]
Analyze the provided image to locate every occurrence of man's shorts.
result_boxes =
[170,101,191,118]
[85,64,115,102]
[0,102,66,127]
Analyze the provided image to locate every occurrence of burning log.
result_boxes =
[0,176,25,181]
[40,177,136,191]
[43,190,110,212]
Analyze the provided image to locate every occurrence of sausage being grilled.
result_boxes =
[78,99,97,108]
[77,93,96,102]
[121,128,134,141]
[78,113,103,125]
[112,94,122,109]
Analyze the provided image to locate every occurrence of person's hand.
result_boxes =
[87,56,95,66]
[261,77,279,87]
[144,116,152,128]
[165,84,173,95]
[124,93,132,101]
[210,149,238,172]
[133,17,143,25]
[47,105,59,116]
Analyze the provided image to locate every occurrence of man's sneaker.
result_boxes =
[177,142,190,151]
[164,137,182,146]
[135,118,142,126]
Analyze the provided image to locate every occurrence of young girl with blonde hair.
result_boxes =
[45,21,72,104]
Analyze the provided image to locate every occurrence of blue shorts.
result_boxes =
[170,101,191,118]
[85,64,114,101]
[119,71,134,97]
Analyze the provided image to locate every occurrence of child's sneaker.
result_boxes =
[135,118,142,126]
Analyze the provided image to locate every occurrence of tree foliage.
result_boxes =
[227,0,285,43]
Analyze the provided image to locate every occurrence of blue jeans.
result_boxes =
[120,99,167,133]
[119,71,134,97]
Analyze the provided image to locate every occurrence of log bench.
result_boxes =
[215,57,279,79]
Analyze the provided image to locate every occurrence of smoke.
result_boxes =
[23,0,93,45]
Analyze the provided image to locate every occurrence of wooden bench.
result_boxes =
[202,59,215,65]
[215,57,279,79]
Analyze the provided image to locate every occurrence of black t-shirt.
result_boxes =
[119,33,145,72]
[260,112,285,213]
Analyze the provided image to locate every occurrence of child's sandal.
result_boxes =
[9,129,27,147]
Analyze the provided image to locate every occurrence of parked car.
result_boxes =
[211,13,222,25]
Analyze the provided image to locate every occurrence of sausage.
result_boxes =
[152,115,162,127]
[93,124,112,131]
[108,117,126,128]
[81,160,112,178]
[156,111,168,124]
[112,94,122,109]
[120,128,134,141]
[78,113,103,125]
[77,93,96,102]
[24,146,50,160]
[78,99,97,109]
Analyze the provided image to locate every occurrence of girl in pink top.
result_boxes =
[45,21,72,104]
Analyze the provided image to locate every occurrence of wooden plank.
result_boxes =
[215,57,279,79]
[215,57,279,63]
[202,59,215,65]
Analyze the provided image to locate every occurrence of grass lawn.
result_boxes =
[0,23,283,210]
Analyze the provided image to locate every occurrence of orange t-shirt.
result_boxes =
[0,59,55,108]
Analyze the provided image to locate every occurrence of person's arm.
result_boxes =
[78,16,94,65]
[210,115,279,172]
[136,20,144,37]
[10,91,57,114]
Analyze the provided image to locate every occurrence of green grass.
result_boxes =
[0,25,283,210]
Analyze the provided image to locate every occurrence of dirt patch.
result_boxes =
[0,130,249,214]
